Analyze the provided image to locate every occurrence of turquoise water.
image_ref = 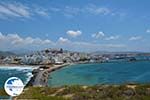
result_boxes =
[0,66,33,89]
[49,61,150,87]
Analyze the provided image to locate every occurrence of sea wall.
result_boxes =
[26,64,69,87]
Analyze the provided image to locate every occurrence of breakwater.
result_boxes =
[26,64,69,87]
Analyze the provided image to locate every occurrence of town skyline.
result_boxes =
[0,0,150,52]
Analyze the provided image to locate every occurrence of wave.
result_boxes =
[0,66,37,86]
[0,66,36,71]
[25,72,33,85]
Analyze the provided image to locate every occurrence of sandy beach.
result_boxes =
[0,63,38,67]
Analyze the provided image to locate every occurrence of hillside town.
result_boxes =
[0,48,150,65]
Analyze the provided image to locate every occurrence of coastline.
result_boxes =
[0,64,38,67]
[26,63,70,87]
[1,60,150,88]
[0,63,71,87]
[1,62,150,99]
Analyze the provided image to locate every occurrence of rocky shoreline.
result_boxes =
[26,63,70,87]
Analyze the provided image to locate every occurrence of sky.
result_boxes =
[0,0,150,52]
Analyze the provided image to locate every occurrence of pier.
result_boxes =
[26,63,69,87]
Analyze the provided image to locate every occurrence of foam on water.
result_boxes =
[25,72,33,84]
[0,66,35,70]
[0,66,36,88]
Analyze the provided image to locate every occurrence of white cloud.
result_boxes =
[43,39,51,44]
[105,35,119,40]
[67,30,82,37]
[0,32,5,39]
[92,32,120,41]
[62,5,112,18]
[48,4,124,18]
[0,2,124,20]
[92,31,105,39]
[0,32,126,52]
[62,4,112,17]
[0,2,30,19]
[129,36,142,41]
[34,7,49,17]
[63,6,80,18]
[0,33,53,50]
[7,3,30,18]
[0,2,49,20]
[0,5,21,19]
[85,4,111,15]
[58,37,70,43]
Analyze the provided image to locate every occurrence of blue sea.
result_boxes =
[48,61,150,87]
[1,61,150,89]
[0,66,33,89]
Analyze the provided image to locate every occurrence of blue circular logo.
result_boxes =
[4,77,24,96]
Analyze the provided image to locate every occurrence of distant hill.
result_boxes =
[91,51,149,55]
[12,49,35,56]
[0,51,16,57]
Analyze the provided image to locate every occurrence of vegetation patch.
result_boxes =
[1,84,150,100]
